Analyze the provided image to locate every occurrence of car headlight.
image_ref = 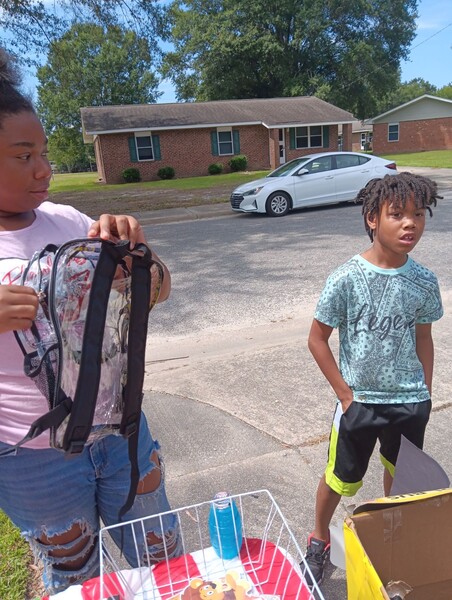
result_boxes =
[242,186,265,197]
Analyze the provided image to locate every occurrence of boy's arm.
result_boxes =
[416,322,434,396]
[308,318,353,412]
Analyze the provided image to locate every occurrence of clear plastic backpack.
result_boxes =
[6,238,164,515]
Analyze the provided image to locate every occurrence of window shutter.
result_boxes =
[322,126,330,148]
[232,130,240,154]
[152,135,161,160]
[128,136,138,162]
[210,131,219,156]
[289,128,295,150]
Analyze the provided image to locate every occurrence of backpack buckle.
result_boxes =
[67,440,86,454]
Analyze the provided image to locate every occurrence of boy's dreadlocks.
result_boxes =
[356,172,442,241]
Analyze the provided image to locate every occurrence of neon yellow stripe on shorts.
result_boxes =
[324,407,362,497]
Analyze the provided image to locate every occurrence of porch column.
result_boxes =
[269,129,279,170]
[342,123,352,151]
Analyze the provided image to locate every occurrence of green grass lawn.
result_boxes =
[49,170,270,194]
[49,150,452,195]
[0,511,30,600]
[381,150,452,168]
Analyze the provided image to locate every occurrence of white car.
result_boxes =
[230,152,398,217]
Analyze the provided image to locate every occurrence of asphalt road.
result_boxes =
[138,173,452,599]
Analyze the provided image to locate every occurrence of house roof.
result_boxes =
[370,94,452,124]
[351,120,373,133]
[80,96,355,140]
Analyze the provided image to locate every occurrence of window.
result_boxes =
[305,155,333,173]
[217,129,233,155]
[388,123,399,142]
[135,135,154,161]
[335,154,371,169]
[294,125,323,149]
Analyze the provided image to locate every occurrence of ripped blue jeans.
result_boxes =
[0,413,180,595]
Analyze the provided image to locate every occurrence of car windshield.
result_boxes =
[267,157,314,178]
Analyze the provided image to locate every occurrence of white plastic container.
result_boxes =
[329,522,346,570]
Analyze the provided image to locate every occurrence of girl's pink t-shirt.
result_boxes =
[0,202,94,449]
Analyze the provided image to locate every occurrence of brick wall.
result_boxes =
[269,128,279,170]
[373,117,452,155]
[96,123,343,183]
[98,125,271,184]
[342,123,352,151]
[285,125,340,162]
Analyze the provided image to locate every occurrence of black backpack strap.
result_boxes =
[0,396,72,456]
[119,245,154,519]
[61,241,120,454]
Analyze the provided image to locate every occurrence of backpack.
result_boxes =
[4,237,164,516]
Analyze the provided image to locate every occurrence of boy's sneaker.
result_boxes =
[303,534,331,587]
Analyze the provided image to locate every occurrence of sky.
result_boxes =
[21,0,452,104]
[399,0,452,88]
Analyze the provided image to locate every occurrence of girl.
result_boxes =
[0,48,179,594]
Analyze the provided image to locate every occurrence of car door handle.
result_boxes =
[325,176,334,180]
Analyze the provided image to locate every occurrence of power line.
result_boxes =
[408,21,452,53]
[332,20,452,101]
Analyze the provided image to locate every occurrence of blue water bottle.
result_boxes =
[208,492,243,559]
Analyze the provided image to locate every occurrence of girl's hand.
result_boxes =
[87,214,171,303]
[87,214,146,249]
[0,285,38,333]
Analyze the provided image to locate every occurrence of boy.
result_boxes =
[304,172,443,586]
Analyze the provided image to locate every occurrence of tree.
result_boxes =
[376,77,438,114]
[437,84,452,100]
[47,128,93,173]
[37,23,159,172]
[0,0,167,65]
[163,0,418,119]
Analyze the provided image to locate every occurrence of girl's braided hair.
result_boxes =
[0,48,35,127]
[356,172,442,241]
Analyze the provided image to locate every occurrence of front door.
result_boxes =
[278,129,285,164]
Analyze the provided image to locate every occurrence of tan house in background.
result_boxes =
[370,95,452,155]
[81,97,355,184]
[351,121,373,152]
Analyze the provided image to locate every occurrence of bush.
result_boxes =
[208,162,223,175]
[157,166,176,180]
[122,167,141,183]
[229,155,248,172]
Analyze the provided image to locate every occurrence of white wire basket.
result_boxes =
[96,490,325,600]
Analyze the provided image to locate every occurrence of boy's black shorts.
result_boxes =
[324,399,432,496]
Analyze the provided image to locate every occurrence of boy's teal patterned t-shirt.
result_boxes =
[314,254,443,403]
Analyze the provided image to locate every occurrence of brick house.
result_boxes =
[80,97,355,183]
[370,95,452,155]
[351,121,373,152]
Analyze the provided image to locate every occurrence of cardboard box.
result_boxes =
[345,488,452,599]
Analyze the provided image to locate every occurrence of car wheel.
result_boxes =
[266,192,290,217]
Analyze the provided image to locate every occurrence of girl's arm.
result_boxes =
[308,318,353,411]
